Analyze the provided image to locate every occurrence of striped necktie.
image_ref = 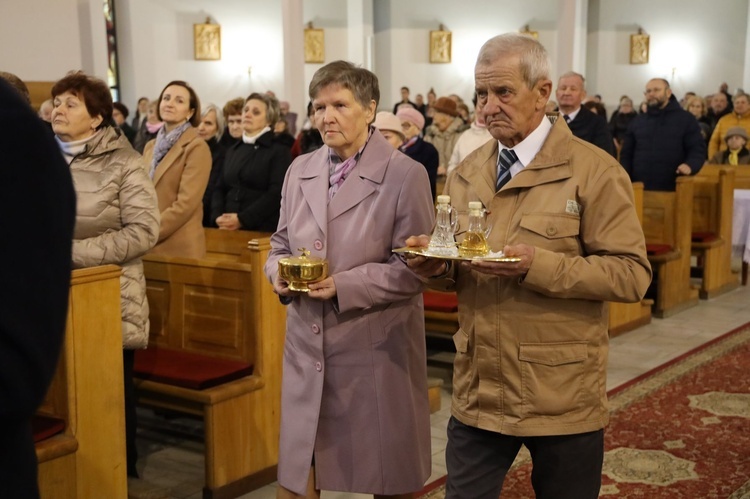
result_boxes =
[496,148,518,191]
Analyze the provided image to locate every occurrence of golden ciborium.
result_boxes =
[278,248,328,292]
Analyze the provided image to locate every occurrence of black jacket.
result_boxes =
[211,131,292,231]
[202,137,226,227]
[0,80,76,498]
[401,137,439,199]
[565,106,616,157]
[620,95,706,191]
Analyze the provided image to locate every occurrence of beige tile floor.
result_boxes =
[132,283,750,499]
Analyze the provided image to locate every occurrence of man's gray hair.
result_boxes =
[475,33,550,89]
[559,71,586,90]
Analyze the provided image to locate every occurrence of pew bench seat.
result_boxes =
[138,242,286,498]
[134,347,254,390]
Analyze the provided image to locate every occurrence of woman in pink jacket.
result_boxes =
[264,61,435,499]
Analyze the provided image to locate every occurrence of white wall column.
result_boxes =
[347,0,374,68]
[744,0,750,91]
[556,0,588,77]
[282,0,306,111]
[78,0,109,80]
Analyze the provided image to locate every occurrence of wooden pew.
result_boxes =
[37,265,126,499]
[642,176,699,317]
[204,228,271,263]
[700,163,750,188]
[136,236,286,498]
[700,164,750,285]
[608,182,653,336]
[692,167,739,298]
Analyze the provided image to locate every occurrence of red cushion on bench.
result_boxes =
[692,231,718,243]
[423,291,458,313]
[646,243,673,256]
[133,347,253,390]
[32,415,66,443]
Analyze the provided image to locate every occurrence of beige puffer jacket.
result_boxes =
[69,126,160,349]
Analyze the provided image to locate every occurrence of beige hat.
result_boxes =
[373,111,405,140]
[725,126,749,142]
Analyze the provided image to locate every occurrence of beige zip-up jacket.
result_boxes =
[437,115,651,436]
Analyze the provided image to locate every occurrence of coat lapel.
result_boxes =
[457,140,498,210]
[299,147,330,237]
[152,127,198,186]
[327,132,388,221]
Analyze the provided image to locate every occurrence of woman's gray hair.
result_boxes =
[308,60,380,110]
[201,103,224,140]
[476,33,550,89]
[245,92,281,127]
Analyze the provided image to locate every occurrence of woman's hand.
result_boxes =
[216,213,241,230]
[307,277,337,300]
[274,273,302,298]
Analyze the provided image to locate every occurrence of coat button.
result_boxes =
[314,239,323,250]
[311,324,320,334]
[546,226,557,236]
[315,362,322,372]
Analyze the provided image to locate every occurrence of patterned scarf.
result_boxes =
[400,135,419,152]
[149,121,191,179]
[327,127,373,201]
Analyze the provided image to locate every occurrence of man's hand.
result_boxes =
[676,163,692,175]
[404,234,450,278]
[469,243,535,277]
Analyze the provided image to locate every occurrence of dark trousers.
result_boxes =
[445,416,604,499]
[123,349,138,477]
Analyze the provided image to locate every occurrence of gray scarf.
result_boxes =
[149,121,191,179]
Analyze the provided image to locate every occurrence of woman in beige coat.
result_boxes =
[143,80,211,258]
[51,71,160,478]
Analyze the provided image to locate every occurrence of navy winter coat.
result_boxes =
[620,95,706,191]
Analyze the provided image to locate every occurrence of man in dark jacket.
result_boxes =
[0,78,76,498]
[620,78,706,191]
[556,71,616,157]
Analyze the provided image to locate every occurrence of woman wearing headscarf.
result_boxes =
[264,60,434,499]
[51,70,160,478]
[143,80,211,258]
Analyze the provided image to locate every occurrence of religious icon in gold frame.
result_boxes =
[430,28,452,64]
[194,20,221,61]
[304,27,325,63]
[630,32,649,65]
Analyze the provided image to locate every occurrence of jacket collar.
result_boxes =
[153,127,199,185]
[299,129,393,235]
[454,115,572,209]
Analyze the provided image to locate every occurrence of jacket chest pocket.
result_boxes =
[519,213,581,256]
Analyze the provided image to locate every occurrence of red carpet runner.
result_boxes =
[418,323,750,498]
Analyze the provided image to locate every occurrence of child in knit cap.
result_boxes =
[710,126,750,164]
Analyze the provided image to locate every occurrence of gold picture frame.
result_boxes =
[304,28,325,63]
[630,33,649,64]
[430,29,452,64]
[194,21,221,61]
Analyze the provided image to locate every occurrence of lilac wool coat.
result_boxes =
[264,130,435,495]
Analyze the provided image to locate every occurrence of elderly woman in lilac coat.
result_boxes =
[264,61,435,499]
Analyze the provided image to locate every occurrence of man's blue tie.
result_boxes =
[496,148,518,191]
